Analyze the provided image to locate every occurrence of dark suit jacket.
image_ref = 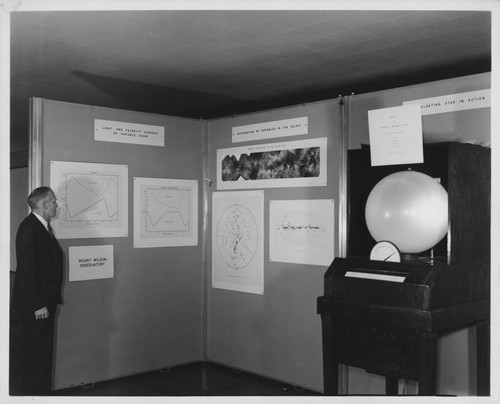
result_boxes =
[12,213,63,314]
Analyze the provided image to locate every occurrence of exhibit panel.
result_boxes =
[206,99,344,392]
[9,167,29,272]
[30,99,205,389]
[332,73,491,396]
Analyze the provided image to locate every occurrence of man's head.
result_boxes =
[27,186,58,221]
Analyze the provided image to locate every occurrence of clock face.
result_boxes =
[370,241,401,262]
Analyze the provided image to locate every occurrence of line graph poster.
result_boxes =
[269,199,335,266]
[134,177,198,248]
[50,161,128,239]
[212,191,264,295]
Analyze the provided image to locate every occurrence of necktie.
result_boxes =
[48,222,54,239]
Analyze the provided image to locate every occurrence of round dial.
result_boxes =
[370,241,401,262]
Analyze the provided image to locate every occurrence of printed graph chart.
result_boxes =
[50,161,128,239]
[65,174,119,222]
[145,188,190,233]
[134,178,198,248]
[269,199,335,266]
[275,210,324,245]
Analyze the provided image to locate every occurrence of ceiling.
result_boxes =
[10,9,492,162]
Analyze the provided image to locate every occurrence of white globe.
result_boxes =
[365,170,448,254]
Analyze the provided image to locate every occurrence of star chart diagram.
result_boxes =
[50,161,128,239]
[216,203,259,270]
[212,191,264,295]
[134,178,198,248]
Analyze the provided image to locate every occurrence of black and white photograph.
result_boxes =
[2,0,498,403]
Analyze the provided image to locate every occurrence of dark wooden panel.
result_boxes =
[334,318,418,379]
[447,143,491,263]
[476,320,490,396]
[322,257,490,310]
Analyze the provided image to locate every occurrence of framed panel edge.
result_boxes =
[29,97,43,190]
[338,95,350,394]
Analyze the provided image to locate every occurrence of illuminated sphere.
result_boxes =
[365,170,448,254]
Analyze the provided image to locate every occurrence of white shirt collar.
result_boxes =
[32,211,49,231]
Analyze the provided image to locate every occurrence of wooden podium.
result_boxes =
[317,257,490,395]
[318,143,490,395]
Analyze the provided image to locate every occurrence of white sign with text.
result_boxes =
[403,89,490,115]
[95,119,165,146]
[232,116,308,143]
[368,104,423,167]
[69,245,114,282]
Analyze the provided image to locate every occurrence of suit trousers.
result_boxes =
[19,308,56,395]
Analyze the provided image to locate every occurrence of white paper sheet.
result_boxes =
[232,116,308,143]
[403,89,491,115]
[95,119,165,146]
[50,161,128,239]
[368,104,423,166]
[269,199,335,266]
[212,191,264,294]
[69,245,114,282]
[133,177,198,248]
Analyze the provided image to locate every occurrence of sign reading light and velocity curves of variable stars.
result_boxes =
[133,177,198,248]
[50,161,128,239]
[95,119,165,147]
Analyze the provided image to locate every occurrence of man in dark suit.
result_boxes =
[12,186,63,395]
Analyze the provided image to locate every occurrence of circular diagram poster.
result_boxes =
[212,190,264,295]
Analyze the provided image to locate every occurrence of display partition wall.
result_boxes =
[28,96,347,392]
[25,71,490,394]
[345,72,491,395]
[29,99,205,389]
[206,99,346,393]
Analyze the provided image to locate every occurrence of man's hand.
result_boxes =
[34,307,49,320]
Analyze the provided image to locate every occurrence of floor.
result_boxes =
[10,360,320,397]
[10,312,320,397]
[9,290,321,396]
[55,361,321,396]
[9,280,321,398]
[7,297,481,397]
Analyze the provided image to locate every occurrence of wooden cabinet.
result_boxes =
[318,143,490,395]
